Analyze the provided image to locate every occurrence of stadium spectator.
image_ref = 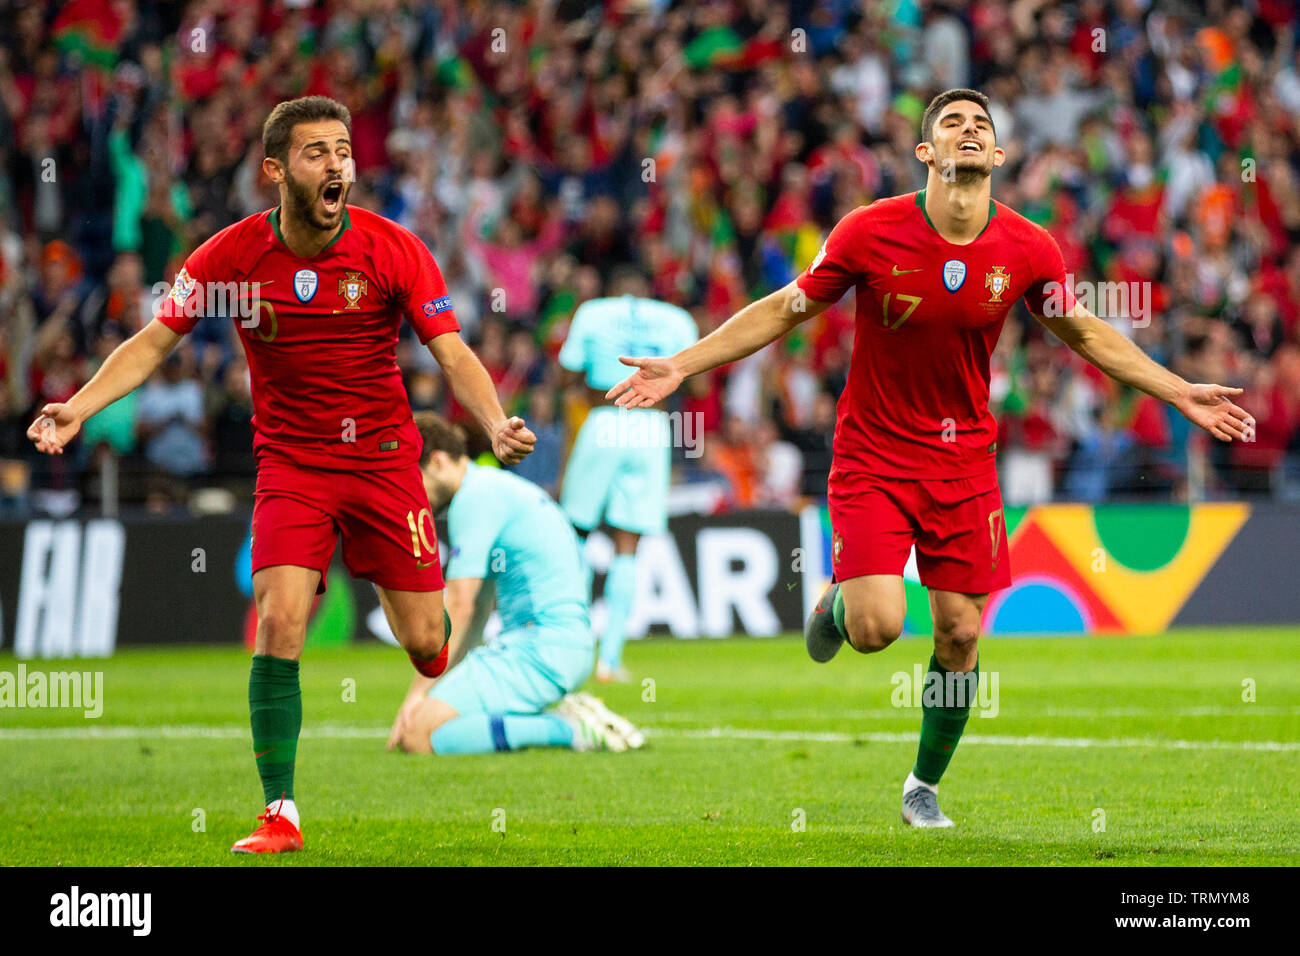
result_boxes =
[510,387,564,496]
[778,387,836,501]
[135,350,210,480]
[753,417,802,509]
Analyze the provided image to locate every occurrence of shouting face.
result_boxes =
[276,119,353,232]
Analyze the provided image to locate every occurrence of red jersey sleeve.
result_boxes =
[153,229,229,335]
[388,226,460,343]
[1021,226,1076,316]
[796,204,875,304]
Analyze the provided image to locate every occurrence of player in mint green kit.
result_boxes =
[389,412,644,755]
[558,267,698,682]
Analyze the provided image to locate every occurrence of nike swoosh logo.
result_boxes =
[254,749,274,758]
[416,560,437,569]
[892,265,922,275]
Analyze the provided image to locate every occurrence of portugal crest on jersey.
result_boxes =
[942,259,966,292]
[985,265,1010,302]
[294,269,318,303]
[339,271,368,310]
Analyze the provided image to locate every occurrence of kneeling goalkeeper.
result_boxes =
[388,412,643,755]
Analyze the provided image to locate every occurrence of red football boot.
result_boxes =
[230,800,303,854]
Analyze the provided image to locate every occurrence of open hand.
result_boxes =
[1176,384,1255,442]
[605,356,684,409]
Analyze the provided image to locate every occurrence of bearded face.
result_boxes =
[276,119,352,231]
[284,162,349,231]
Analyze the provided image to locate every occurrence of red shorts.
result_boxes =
[828,469,1011,594]
[251,452,444,594]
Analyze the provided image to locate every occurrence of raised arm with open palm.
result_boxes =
[605,281,831,408]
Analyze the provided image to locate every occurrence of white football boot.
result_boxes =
[555,695,614,752]
[567,691,646,750]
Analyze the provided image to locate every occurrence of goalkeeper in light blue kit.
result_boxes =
[558,267,698,682]
[388,412,644,755]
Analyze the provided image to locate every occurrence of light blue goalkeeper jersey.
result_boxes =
[445,463,588,632]
[558,295,697,391]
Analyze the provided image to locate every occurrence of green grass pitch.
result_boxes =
[2,628,1297,866]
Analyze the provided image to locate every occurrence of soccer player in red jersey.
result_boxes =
[27,96,536,853]
[607,89,1255,828]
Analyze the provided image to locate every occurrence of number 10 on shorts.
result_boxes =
[406,508,437,559]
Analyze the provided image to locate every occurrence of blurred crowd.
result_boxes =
[2,0,1299,516]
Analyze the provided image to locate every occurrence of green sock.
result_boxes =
[912,653,978,786]
[831,585,848,639]
[249,654,301,806]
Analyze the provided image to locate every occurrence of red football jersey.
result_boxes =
[155,205,459,471]
[796,190,1073,481]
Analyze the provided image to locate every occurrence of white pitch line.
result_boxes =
[655,726,1300,752]
[646,705,1300,722]
[0,723,382,741]
[0,723,1295,752]
[1043,705,1300,718]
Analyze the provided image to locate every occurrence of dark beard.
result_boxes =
[429,485,454,513]
[952,163,992,186]
[284,170,340,231]
[949,152,995,186]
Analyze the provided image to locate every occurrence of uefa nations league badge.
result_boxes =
[943,259,966,292]
[294,269,318,303]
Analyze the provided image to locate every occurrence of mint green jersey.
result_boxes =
[445,463,588,631]
[558,295,698,391]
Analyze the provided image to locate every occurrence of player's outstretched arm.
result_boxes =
[1035,303,1255,443]
[27,318,182,455]
[606,280,832,409]
[386,576,482,750]
[427,332,536,464]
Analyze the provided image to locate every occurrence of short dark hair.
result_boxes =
[415,411,468,465]
[262,96,352,163]
[607,263,649,296]
[920,88,993,144]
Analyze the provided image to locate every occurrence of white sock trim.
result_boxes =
[904,772,937,796]
[268,797,300,829]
